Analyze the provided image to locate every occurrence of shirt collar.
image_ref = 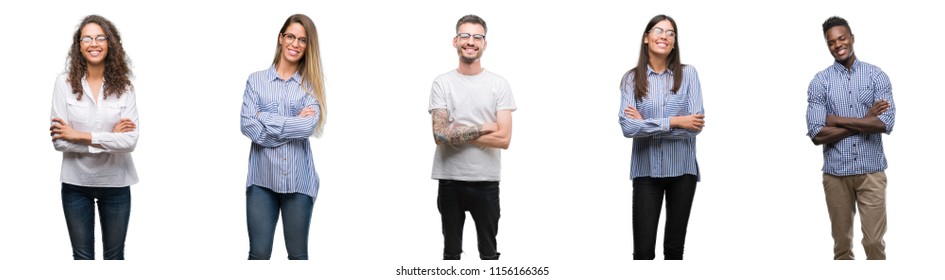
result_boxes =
[267,64,302,84]
[831,58,861,73]
[646,65,673,76]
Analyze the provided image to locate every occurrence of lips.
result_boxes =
[836,48,847,57]
[87,50,102,57]
[288,49,300,56]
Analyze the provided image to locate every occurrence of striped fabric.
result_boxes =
[619,65,703,181]
[806,59,895,176]
[240,65,320,198]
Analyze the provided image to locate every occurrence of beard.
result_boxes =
[457,48,482,64]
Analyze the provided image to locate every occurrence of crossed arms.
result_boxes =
[240,81,319,148]
[806,70,895,145]
[49,83,139,153]
[431,108,512,149]
[811,100,889,145]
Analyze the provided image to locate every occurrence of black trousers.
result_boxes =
[437,180,501,260]
[632,174,697,260]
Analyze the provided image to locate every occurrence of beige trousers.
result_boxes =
[822,171,887,260]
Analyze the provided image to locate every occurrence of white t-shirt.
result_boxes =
[428,69,516,181]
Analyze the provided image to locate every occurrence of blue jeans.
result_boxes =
[246,185,314,260]
[61,183,131,260]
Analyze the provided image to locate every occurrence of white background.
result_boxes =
[1,0,941,278]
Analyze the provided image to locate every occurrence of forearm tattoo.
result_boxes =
[432,109,482,145]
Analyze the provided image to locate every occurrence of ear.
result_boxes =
[850,34,855,44]
[277,33,283,46]
[452,36,459,48]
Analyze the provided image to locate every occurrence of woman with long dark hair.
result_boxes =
[49,14,139,260]
[618,14,704,260]
[240,14,327,260]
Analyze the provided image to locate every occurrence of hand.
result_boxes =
[670,114,705,132]
[624,105,643,120]
[298,106,316,118]
[50,118,90,143]
[480,122,498,134]
[111,118,136,133]
[866,99,890,117]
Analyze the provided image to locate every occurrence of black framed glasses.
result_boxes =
[456,33,485,41]
[282,33,308,45]
[649,27,676,38]
[80,36,107,45]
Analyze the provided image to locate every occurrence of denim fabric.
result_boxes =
[246,185,314,260]
[61,183,131,260]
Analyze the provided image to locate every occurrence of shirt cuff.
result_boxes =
[89,132,106,153]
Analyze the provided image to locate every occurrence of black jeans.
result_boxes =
[632,174,697,260]
[437,180,501,260]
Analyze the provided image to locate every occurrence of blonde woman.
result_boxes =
[240,14,327,260]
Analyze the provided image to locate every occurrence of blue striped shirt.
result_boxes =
[619,65,703,181]
[240,65,320,198]
[806,59,895,176]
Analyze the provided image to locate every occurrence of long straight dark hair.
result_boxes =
[631,14,683,101]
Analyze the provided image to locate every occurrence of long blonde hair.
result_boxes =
[273,14,326,137]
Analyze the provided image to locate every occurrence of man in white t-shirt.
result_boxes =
[428,14,516,260]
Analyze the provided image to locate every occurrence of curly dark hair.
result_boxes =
[67,15,133,101]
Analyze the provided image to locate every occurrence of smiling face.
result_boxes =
[79,23,108,66]
[279,22,307,65]
[453,23,486,64]
[643,19,675,59]
[825,25,855,67]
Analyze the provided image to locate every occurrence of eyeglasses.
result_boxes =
[282,33,307,46]
[80,36,107,45]
[649,27,676,39]
[456,33,486,41]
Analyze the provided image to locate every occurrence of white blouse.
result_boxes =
[50,74,139,187]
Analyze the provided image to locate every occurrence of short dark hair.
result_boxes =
[456,14,487,34]
[822,16,852,35]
